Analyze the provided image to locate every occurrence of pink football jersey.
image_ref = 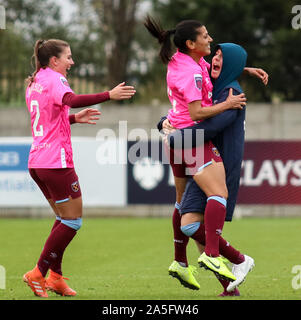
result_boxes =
[26,67,74,168]
[167,50,213,129]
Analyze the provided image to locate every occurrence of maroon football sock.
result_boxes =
[173,207,189,266]
[50,217,61,232]
[204,197,226,257]
[37,223,76,277]
[215,275,230,291]
[219,238,245,264]
[190,223,245,265]
[190,223,206,244]
[190,223,243,261]
[47,218,63,275]
[49,252,63,275]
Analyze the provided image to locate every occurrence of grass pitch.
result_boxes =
[0,216,300,300]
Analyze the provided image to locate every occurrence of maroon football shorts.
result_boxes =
[165,140,222,178]
[29,168,82,203]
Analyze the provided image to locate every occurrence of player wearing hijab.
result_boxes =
[164,43,263,295]
[144,16,247,285]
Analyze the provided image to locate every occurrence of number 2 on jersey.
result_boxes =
[30,100,44,137]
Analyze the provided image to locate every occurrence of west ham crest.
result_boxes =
[71,181,80,192]
[212,147,220,157]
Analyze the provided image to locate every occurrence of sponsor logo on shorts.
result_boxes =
[71,181,80,192]
[212,147,220,157]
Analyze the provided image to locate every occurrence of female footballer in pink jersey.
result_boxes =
[23,39,136,297]
[144,17,248,283]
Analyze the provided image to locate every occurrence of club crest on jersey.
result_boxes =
[71,181,79,192]
[194,74,203,90]
[212,147,220,157]
[60,76,70,87]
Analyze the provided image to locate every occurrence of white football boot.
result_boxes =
[227,254,255,292]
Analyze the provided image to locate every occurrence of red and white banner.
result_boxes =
[238,141,301,204]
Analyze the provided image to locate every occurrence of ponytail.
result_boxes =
[26,40,44,86]
[26,39,69,86]
[144,15,203,64]
[144,15,176,64]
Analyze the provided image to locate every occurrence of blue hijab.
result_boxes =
[212,43,247,100]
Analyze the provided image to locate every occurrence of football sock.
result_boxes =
[189,223,244,264]
[219,238,245,264]
[49,254,63,275]
[50,216,61,232]
[204,196,226,257]
[216,275,230,291]
[47,216,63,275]
[37,223,77,277]
[173,204,189,266]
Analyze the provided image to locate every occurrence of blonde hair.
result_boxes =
[26,39,69,86]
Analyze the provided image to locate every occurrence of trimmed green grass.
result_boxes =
[0,217,300,300]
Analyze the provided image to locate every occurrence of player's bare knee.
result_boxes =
[55,196,82,219]
[181,212,202,227]
[217,188,228,200]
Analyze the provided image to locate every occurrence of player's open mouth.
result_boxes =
[213,64,220,71]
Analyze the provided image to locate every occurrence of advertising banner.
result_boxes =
[238,141,301,204]
[0,141,47,206]
[127,141,301,205]
[0,138,127,207]
[1,139,301,207]
[127,140,175,204]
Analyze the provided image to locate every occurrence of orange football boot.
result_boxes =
[23,265,48,298]
[45,270,76,296]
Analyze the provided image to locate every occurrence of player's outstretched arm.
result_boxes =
[109,82,136,100]
[71,108,101,125]
[243,67,269,85]
[63,82,135,109]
